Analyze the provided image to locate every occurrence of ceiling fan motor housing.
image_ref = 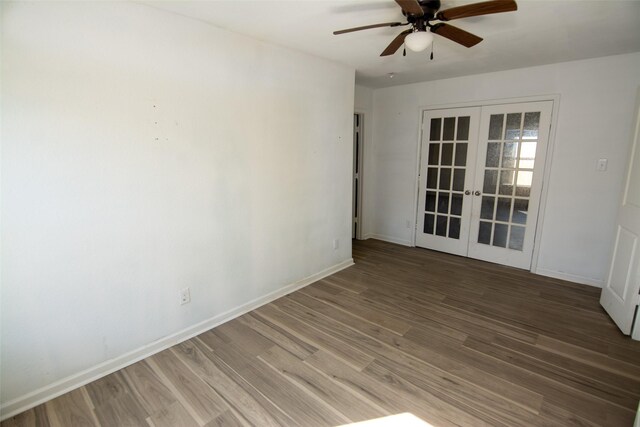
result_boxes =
[403,0,441,31]
[402,0,441,21]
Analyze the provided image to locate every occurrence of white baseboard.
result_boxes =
[0,258,354,421]
[368,234,414,247]
[534,267,604,288]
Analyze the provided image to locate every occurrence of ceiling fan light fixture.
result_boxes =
[405,30,433,52]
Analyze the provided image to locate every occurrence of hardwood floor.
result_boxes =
[3,239,640,426]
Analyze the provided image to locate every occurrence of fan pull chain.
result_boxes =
[403,47,406,57]
[430,41,434,60]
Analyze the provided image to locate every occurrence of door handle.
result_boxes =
[464,190,471,195]
[474,190,481,196]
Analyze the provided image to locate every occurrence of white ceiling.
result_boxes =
[142,0,640,88]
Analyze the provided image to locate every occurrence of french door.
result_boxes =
[416,107,480,256]
[416,101,553,270]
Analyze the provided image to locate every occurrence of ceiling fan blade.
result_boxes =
[431,23,483,47]
[395,0,424,16]
[436,0,517,21]
[380,29,412,56]
[333,22,406,35]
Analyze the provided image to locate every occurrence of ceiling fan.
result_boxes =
[333,0,517,57]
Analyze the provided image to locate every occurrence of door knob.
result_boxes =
[474,190,481,196]
[464,190,471,195]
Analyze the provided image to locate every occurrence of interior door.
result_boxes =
[353,113,362,239]
[600,90,640,336]
[467,101,553,269]
[416,107,480,256]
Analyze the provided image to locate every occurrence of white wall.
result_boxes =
[355,85,373,112]
[0,0,354,413]
[370,53,640,286]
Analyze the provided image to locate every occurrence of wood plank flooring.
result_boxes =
[3,239,640,426]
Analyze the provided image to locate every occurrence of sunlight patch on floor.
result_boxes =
[338,413,434,427]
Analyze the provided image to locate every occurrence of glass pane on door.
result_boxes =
[477,111,542,251]
[422,116,471,240]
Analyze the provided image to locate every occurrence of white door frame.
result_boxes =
[353,111,366,240]
[412,94,561,273]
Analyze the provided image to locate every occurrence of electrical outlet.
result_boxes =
[180,287,191,305]
[333,239,339,250]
